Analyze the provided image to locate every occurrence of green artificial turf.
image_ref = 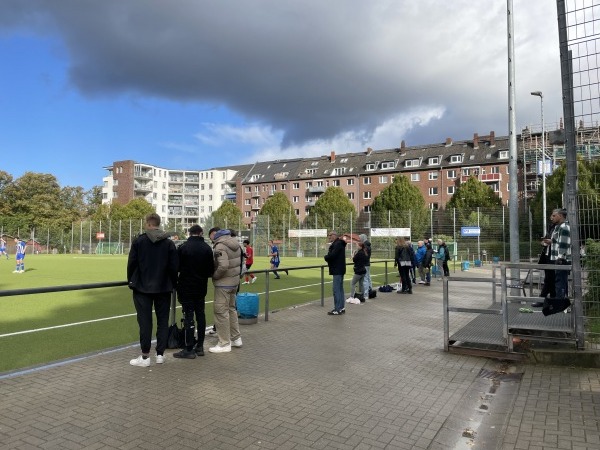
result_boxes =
[0,254,395,373]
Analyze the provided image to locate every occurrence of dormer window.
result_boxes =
[450,154,463,164]
[311,161,319,166]
[333,167,346,176]
[428,156,440,165]
[249,174,261,182]
[405,159,420,168]
[498,150,509,159]
[380,161,396,170]
[366,163,376,171]
[340,158,348,163]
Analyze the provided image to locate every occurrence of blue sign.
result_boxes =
[461,226,481,237]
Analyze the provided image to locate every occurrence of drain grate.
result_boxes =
[477,368,523,382]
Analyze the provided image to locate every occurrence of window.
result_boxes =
[153,193,157,199]
[306,168,317,175]
[379,175,389,183]
[281,184,286,190]
[428,156,440,165]
[245,211,251,218]
[311,161,319,166]
[363,191,372,199]
[428,172,438,181]
[380,161,395,169]
[208,183,213,189]
[347,179,354,186]
[293,196,299,203]
[499,150,509,159]
[201,184,205,190]
[340,158,348,163]
[365,163,376,171]
[245,199,251,205]
[405,159,420,168]
[428,187,438,195]
[491,166,500,174]
[363,177,371,185]
[245,186,251,193]
[411,173,420,182]
[114,179,119,186]
[293,182,300,189]
[332,179,340,186]
[491,182,499,192]
[447,186,455,194]
[450,154,463,164]
[254,186,259,192]
[447,170,456,179]
[364,205,372,212]
[208,195,213,201]
[271,184,276,191]
[333,167,346,176]
[306,182,312,188]
[208,206,213,212]
[347,192,355,200]
[430,203,439,210]
[295,209,299,215]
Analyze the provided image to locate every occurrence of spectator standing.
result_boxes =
[324,231,347,315]
[423,241,433,285]
[13,237,27,273]
[434,239,447,278]
[358,233,372,295]
[350,242,368,300]
[174,225,214,359]
[208,227,243,353]
[395,237,413,294]
[241,239,257,284]
[415,240,427,284]
[532,222,556,307]
[127,213,178,367]
[545,209,571,300]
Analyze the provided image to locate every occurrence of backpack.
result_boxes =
[444,245,451,261]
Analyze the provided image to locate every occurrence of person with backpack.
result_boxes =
[349,241,369,302]
[434,239,448,279]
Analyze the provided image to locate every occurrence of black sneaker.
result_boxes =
[340,308,346,314]
[173,349,197,359]
[531,302,544,308]
[194,346,205,356]
[327,309,342,315]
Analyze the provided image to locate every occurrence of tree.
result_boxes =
[211,200,244,231]
[259,193,298,239]
[85,186,103,217]
[371,175,429,237]
[60,186,88,222]
[309,187,356,232]
[446,177,503,209]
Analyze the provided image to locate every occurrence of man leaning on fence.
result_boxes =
[127,213,179,367]
[536,208,572,315]
[174,224,214,359]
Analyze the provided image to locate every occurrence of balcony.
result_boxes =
[251,204,261,211]
[308,186,326,194]
[251,192,261,198]
[134,171,153,180]
[134,183,152,192]
[460,173,501,183]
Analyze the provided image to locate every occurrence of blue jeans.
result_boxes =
[363,266,371,295]
[332,274,345,311]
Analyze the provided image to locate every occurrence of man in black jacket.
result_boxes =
[127,213,178,367]
[324,231,347,315]
[174,224,215,359]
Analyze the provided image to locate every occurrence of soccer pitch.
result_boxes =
[0,254,394,373]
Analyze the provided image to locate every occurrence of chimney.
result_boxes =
[330,150,335,162]
[559,117,564,129]
[366,147,373,155]
[489,131,495,147]
[473,133,479,149]
[445,137,452,147]
[400,140,406,149]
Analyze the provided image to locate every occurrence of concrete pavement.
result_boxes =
[1,273,599,449]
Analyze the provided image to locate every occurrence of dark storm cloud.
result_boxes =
[0,0,561,147]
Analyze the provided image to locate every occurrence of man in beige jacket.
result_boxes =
[207,227,242,353]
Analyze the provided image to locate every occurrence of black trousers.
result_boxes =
[132,291,170,355]
[178,281,208,351]
[540,269,556,298]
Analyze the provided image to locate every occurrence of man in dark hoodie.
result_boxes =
[324,230,347,315]
[127,213,178,367]
[173,224,214,359]
[359,233,372,296]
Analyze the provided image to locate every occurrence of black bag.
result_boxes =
[378,285,393,292]
[368,289,377,299]
[355,293,365,303]
[167,321,184,349]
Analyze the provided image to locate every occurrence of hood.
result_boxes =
[145,228,171,243]
[214,233,240,252]
[359,234,368,243]
[214,229,231,240]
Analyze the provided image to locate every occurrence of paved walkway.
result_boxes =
[1,272,600,449]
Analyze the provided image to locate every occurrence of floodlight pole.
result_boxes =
[531,91,547,235]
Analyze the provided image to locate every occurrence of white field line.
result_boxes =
[0,281,329,339]
[0,274,393,339]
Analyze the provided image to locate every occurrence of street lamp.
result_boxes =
[530,91,546,236]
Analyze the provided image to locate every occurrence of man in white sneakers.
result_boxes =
[208,227,243,353]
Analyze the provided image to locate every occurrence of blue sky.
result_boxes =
[0,1,562,191]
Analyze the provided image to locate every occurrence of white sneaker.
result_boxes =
[12,270,19,273]
[418,281,425,284]
[130,355,150,367]
[208,344,231,353]
[231,337,243,348]
[205,327,217,336]
[156,354,166,364]
[241,281,249,285]
[251,277,257,284]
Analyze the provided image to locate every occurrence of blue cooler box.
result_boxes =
[237,292,259,324]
